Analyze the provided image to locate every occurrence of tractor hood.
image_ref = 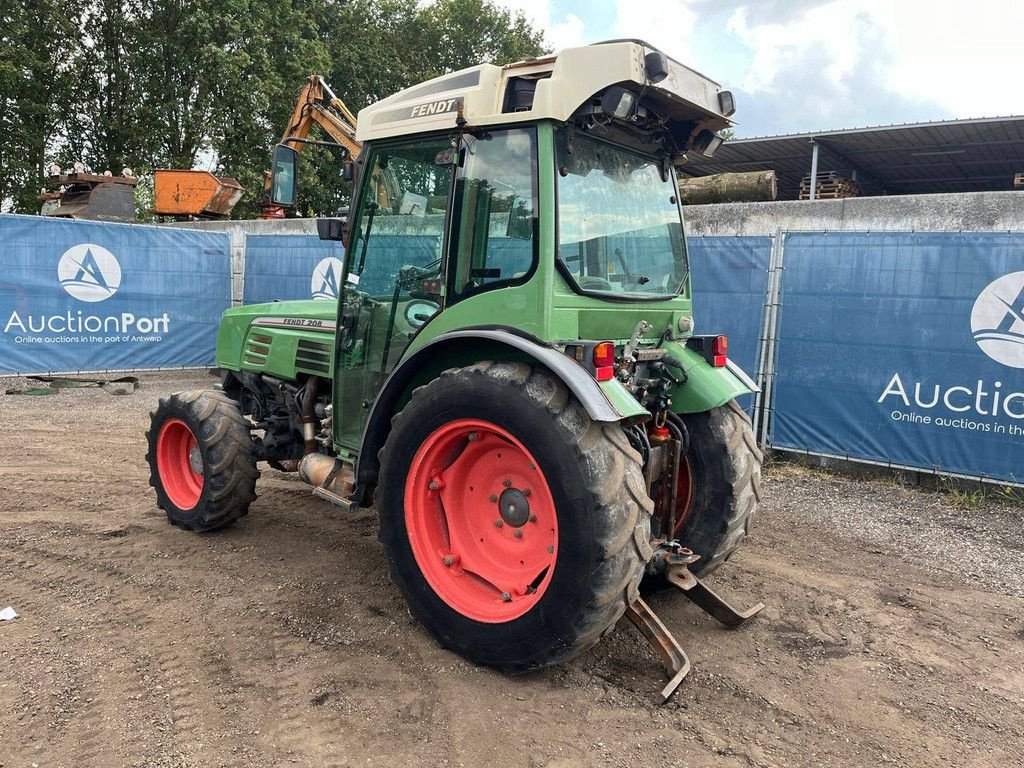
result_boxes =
[215,300,338,373]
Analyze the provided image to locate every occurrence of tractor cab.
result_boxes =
[266,40,741,451]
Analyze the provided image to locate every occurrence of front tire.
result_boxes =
[377,362,653,673]
[146,390,259,531]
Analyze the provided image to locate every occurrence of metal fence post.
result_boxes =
[757,229,786,447]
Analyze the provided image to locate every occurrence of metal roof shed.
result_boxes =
[681,116,1024,201]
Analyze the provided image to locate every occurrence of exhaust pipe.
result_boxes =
[300,376,320,455]
[298,452,354,499]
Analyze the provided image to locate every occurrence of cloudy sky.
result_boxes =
[495,0,1024,137]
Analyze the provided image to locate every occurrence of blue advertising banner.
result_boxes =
[243,234,346,304]
[770,231,1024,483]
[688,235,772,377]
[0,214,230,374]
[688,235,773,409]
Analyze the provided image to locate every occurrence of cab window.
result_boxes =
[449,128,538,300]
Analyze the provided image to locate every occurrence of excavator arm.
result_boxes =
[281,75,361,157]
[260,75,362,219]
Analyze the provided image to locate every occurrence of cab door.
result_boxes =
[334,137,456,450]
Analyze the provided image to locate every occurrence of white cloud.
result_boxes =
[496,0,588,50]
[611,0,698,62]
[727,0,1024,122]
[878,1,1024,117]
[726,1,865,94]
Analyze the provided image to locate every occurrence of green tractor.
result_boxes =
[146,41,763,700]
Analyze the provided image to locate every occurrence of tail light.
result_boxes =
[686,334,728,367]
[712,335,728,367]
[593,341,615,381]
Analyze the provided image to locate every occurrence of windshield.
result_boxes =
[556,131,687,299]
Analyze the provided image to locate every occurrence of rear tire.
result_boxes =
[377,362,653,673]
[146,390,259,532]
[675,400,762,576]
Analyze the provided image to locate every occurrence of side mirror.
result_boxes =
[317,217,345,241]
[342,160,354,181]
[270,144,298,207]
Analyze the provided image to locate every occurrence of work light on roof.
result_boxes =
[693,129,724,158]
[600,87,636,120]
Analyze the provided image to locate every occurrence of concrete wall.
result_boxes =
[682,190,1024,236]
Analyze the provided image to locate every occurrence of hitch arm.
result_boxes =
[623,597,691,705]
[666,565,765,628]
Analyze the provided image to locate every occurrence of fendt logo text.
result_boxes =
[971,271,1024,369]
[311,257,343,301]
[58,244,122,302]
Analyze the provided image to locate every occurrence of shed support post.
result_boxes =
[808,141,819,201]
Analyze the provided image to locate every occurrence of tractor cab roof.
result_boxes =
[355,40,734,150]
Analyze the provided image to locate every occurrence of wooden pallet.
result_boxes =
[1014,171,1024,189]
[799,172,860,200]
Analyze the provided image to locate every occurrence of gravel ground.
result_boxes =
[0,371,1021,768]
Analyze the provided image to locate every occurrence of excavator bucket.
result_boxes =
[153,170,244,218]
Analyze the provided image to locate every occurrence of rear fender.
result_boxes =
[662,341,756,413]
[355,328,647,488]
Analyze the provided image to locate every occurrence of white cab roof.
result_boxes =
[356,41,732,142]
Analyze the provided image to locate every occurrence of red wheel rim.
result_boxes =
[156,419,204,510]
[404,418,558,623]
[671,455,694,537]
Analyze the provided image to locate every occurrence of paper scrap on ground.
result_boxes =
[0,606,18,621]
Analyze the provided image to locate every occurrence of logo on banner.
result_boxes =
[971,271,1024,369]
[58,244,122,302]
[311,256,344,301]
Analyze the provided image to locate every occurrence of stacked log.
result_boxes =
[677,170,777,205]
[799,171,860,200]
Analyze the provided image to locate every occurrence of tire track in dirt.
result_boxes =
[2,538,252,766]
[0,555,154,767]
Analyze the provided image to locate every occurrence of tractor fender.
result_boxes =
[661,341,757,414]
[355,328,637,487]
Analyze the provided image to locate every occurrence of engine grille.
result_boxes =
[295,338,332,376]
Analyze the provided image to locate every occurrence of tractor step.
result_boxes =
[625,547,764,704]
[665,564,765,628]
[624,597,691,705]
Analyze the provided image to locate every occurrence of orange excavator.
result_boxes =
[259,74,363,219]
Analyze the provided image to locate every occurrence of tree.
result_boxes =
[63,0,148,175]
[0,0,86,212]
[419,0,546,77]
[0,0,547,218]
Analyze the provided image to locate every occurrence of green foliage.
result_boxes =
[0,0,545,217]
[1,0,87,212]
[939,476,1024,509]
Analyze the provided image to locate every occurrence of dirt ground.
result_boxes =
[1,371,1021,768]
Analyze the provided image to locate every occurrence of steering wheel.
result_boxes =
[579,276,615,291]
[404,298,440,329]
